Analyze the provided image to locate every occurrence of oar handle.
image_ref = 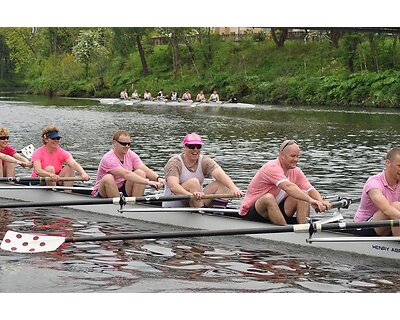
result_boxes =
[56,177,90,182]
[315,197,362,212]
[198,193,237,200]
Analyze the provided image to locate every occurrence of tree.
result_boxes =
[72,29,106,77]
[271,28,288,47]
[341,32,363,72]
[111,27,150,76]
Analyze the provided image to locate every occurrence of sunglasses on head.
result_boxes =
[186,144,202,150]
[281,140,297,151]
[116,140,131,147]
[0,136,9,140]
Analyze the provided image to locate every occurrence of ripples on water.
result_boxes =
[1,95,400,296]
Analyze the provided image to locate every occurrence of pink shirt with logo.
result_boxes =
[239,158,313,216]
[354,170,400,222]
[31,146,71,177]
[92,149,143,196]
[1,145,16,165]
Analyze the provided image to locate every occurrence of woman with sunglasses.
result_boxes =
[163,132,242,208]
[0,127,31,177]
[92,130,164,198]
[239,139,331,225]
[31,125,90,189]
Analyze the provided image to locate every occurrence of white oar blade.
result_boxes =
[21,144,35,159]
[1,230,65,253]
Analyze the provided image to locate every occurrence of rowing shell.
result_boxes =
[1,183,400,260]
[98,98,255,109]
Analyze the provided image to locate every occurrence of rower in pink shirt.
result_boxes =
[31,125,90,190]
[354,147,400,236]
[92,130,164,198]
[240,139,331,225]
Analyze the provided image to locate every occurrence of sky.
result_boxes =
[2,0,399,27]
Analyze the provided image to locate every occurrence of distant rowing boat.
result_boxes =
[1,183,399,260]
[98,98,255,109]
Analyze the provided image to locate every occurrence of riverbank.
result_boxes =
[2,28,400,108]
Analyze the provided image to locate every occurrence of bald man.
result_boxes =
[239,140,331,225]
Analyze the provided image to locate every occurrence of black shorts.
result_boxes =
[242,199,297,224]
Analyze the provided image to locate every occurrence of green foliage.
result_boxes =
[2,27,400,107]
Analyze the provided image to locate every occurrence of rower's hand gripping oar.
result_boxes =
[314,197,361,213]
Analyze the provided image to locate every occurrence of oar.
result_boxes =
[314,197,361,212]
[2,219,399,253]
[308,236,400,243]
[0,193,237,209]
[119,207,239,214]
[0,185,93,191]
[330,197,361,209]
[0,176,88,183]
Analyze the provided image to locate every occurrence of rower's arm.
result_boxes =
[369,188,400,219]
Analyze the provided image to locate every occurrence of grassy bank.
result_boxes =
[5,31,400,108]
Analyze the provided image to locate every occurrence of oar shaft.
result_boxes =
[65,225,298,243]
[63,220,400,243]
[0,176,87,183]
[0,193,237,209]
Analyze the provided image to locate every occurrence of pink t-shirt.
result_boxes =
[31,146,71,177]
[92,149,143,196]
[354,170,400,222]
[1,145,17,165]
[239,158,313,216]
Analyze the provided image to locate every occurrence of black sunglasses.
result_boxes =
[49,137,61,141]
[186,144,202,150]
[281,140,297,151]
[0,136,9,140]
[116,140,131,147]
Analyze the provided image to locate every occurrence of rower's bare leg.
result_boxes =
[58,165,75,192]
[284,196,310,224]
[255,193,287,225]
[98,174,119,197]
[0,161,4,177]
[373,201,400,236]
[125,169,146,196]
[43,165,57,187]
[181,178,202,207]
[3,162,16,177]
[202,181,230,207]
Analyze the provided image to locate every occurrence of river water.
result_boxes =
[0,95,399,313]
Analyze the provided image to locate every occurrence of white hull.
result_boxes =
[1,184,400,260]
[98,98,255,108]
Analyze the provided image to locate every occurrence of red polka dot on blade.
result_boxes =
[11,247,17,251]
[29,248,35,252]
[33,236,39,240]
[16,234,22,239]
[5,239,10,243]
[22,242,28,246]
[40,242,46,247]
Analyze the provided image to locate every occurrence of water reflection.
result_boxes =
[1,207,400,293]
[1,95,400,292]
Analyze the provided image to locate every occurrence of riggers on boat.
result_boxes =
[1,183,400,260]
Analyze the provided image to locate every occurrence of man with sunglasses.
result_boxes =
[92,130,164,198]
[0,127,31,177]
[31,125,90,189]
[163,133,242,208]
[239,139,331,225]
